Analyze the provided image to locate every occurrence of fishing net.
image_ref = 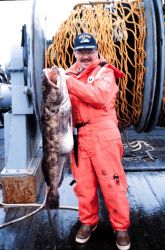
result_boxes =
[46,0,147,128]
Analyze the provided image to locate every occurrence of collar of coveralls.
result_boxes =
[65,59,125,78]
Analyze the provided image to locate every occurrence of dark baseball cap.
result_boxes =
[74,33,97,51]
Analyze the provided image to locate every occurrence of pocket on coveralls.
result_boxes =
[97,128,124,175]
[97,128,121,142]
[97,128,123,158]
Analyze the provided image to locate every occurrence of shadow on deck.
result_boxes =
[0,127,165,250]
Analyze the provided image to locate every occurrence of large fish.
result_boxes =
[41,67,73,209]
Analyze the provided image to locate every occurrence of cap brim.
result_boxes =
[74,45,97,51]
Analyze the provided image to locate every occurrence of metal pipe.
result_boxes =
[73,0,139,9]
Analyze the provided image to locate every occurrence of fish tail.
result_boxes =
[45,189,59,209]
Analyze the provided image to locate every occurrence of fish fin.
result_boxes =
[57,156,68,187]
[57,164,65,188]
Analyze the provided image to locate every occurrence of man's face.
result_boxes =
[74,49,99,70]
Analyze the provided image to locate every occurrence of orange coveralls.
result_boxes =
[66,59,130,231]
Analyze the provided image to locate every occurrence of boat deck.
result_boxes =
[0,127,165,250]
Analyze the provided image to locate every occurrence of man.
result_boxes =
[47,33,130,250]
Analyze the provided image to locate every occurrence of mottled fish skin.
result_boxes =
[41,68,73,209]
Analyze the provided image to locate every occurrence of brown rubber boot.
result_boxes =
[75,224,97,243]
[116,230,131,250]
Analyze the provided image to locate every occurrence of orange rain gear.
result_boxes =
[66,59,130,230]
